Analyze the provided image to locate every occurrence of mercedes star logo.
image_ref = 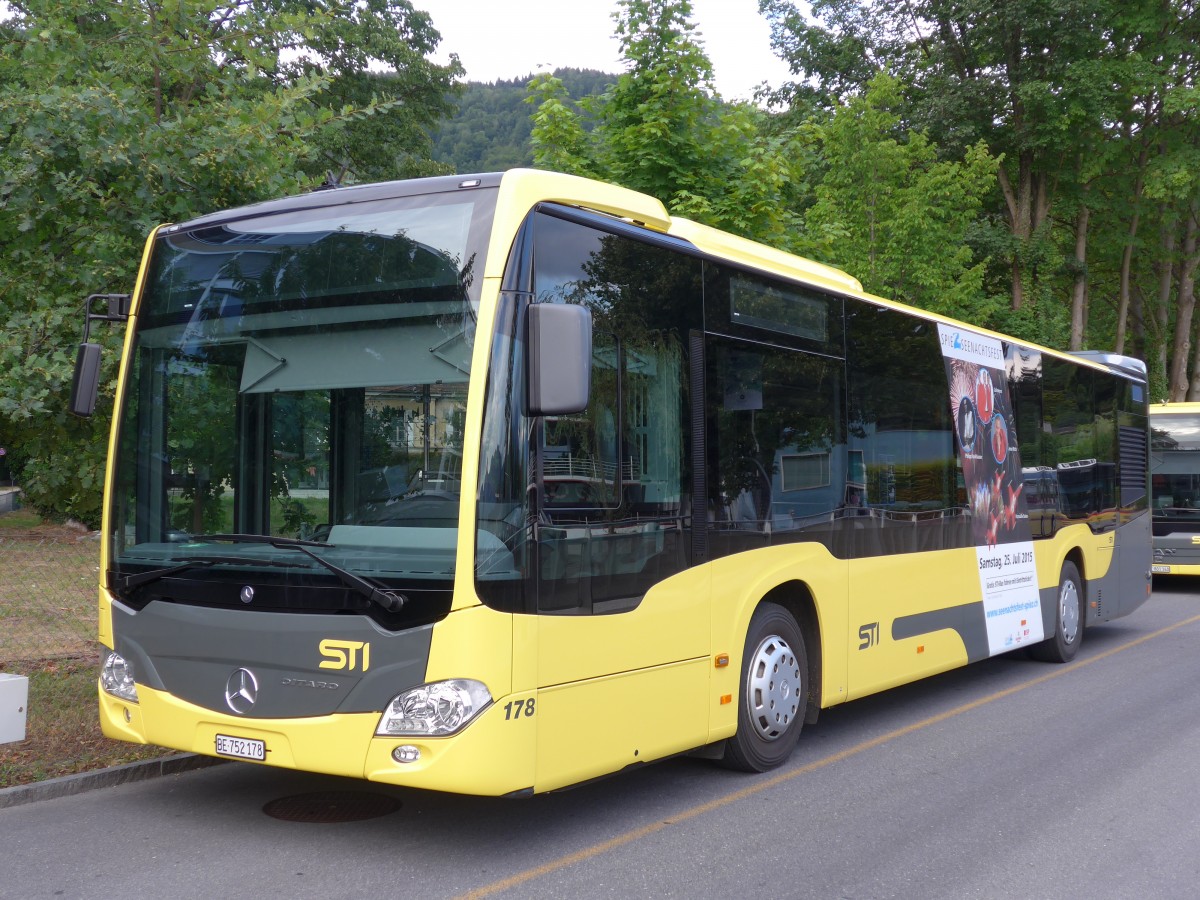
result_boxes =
[240,585,255,604]
[224,668,259,714]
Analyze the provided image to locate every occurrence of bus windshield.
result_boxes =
[1151,412,1200,531]
[107,185,498,621]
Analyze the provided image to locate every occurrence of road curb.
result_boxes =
[0,754,226,810]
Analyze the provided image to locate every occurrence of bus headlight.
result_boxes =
[100,651,139,703]
[375,679,491,737]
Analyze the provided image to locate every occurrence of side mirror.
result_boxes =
[527,304,592,416]
[69,342,103,417]
[68,293,131,418]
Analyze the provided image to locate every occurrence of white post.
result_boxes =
[0,673,29,744]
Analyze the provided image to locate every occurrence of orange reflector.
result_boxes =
[917,645,925,654]
[1020,619,1027,626]
[715,654,729,668]
[720,694,732,705]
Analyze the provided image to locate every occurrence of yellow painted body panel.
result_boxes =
[101,683,370,779]
[846,547,981,701]
[536,566,710,686]
[424,603,514,699]
[482,170,672,286]
[669,218,863,294]
[363,694,536,795]
[1039,524,1114,585]
[534,658,709,792]
[531,565,710,789]
[101,681,538,796]
[98,227,162,650]
[842,525,1114,702]
[708,544,849,737]
[1151,401,1200,416]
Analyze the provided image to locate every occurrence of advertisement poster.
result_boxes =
[938,325,1044,654]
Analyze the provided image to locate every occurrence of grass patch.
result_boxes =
[0,658,167,788]
[0,508,40,530]
[1,513,171,788]
[0,533,98,662]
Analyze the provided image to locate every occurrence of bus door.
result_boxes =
[532,329,709,791]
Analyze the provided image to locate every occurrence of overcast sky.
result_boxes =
[0,1,796,102]
[417,0,794,102]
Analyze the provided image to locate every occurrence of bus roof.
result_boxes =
[158,168,1147,383]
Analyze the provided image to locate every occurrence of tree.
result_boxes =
[530,2,999,328]
[764,0,1115,310]
[0,0,462,523]
[528,0,808,248]
[761,0,1200,390]
[801,73,999,323]
[431,70,615,174]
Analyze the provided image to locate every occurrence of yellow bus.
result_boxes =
[71,169,1152,795]
[1149,402,1200,575]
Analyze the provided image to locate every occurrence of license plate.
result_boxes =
[215,733,266,761]
[1152,565,1170,574]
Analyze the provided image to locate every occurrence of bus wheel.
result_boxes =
[723,602,807,772]
[1031,561,1083,663]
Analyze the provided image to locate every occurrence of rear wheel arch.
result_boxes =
[1031,557,1084,663]
[1060,545,1088,623]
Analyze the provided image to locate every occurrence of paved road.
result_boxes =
[5,583,1200,899]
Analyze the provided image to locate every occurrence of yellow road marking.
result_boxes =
[459,613,1200,899]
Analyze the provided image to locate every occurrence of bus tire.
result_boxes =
[1030,561,1083,663]
[722,602,807,772]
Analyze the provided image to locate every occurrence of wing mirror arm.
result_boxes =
[69,294,130,418]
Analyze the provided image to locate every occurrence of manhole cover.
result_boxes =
[262,791,401,823]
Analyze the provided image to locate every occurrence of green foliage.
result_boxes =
[0,0,460,524]
[527,74,601,178]
[528,0,807,245]
[801,74,1001,323]
[434,69,613,173]
[762,0,1200,379]
[529,10,1000,329]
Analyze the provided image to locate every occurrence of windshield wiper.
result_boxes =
[116,554,298,592]
[278,544,409,613]
[120,536,408,613]
[187,533,332,548]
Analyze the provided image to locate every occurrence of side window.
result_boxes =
[706,263,844,356]
[1043,359,1116,530]
[1007,344,1058,539]
[530,212,701,614]
[1008,345,1043,468]
[706,338,845,560]
[845,302,969,556]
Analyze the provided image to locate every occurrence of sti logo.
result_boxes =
[319,639,370,672]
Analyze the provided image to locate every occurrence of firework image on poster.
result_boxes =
[937,325,1045,654]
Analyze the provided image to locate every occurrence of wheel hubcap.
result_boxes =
[747,634,802,741]
[1060,579,1080,645]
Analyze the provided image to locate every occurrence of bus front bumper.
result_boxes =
[99,682,536,797]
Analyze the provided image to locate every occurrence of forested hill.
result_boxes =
[431,68,614,173]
